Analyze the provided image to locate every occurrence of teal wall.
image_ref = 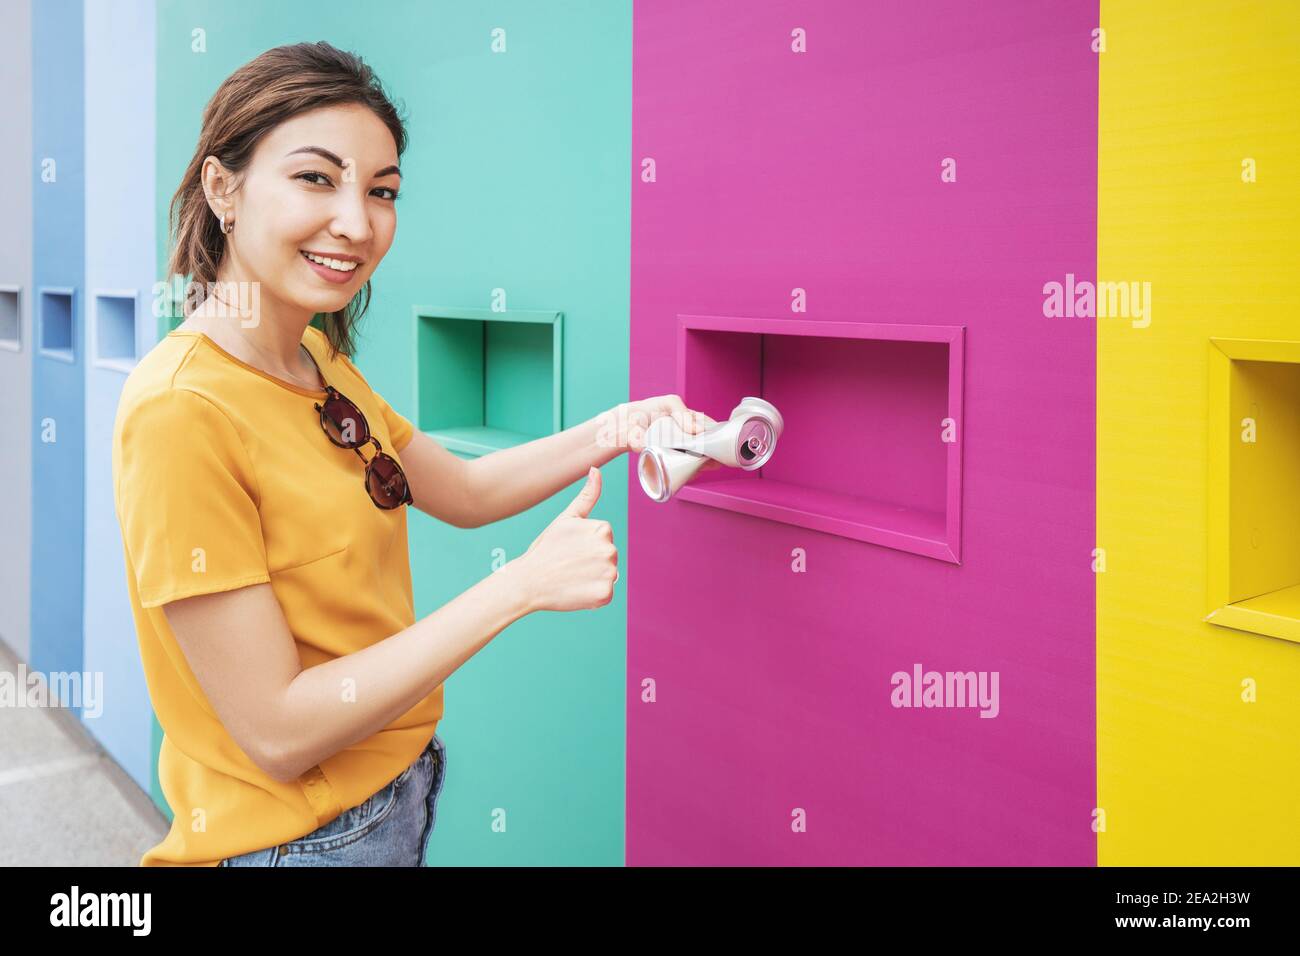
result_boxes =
[156,1,631,864]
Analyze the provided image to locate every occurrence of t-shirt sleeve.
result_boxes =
[335,350,415,453]
[373,388,415,453]
[114,388,270,608]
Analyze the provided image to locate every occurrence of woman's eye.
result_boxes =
[296,171,398,201]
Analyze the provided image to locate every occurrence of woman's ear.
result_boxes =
[200,156,238,223]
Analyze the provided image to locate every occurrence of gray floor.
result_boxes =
[0,639,170,866]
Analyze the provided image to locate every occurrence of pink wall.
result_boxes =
[629,0,1098,864]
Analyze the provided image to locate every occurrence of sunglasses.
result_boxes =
[307,357,413,509]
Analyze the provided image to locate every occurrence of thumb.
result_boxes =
[559,466,602,519]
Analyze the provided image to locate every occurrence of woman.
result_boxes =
[112,41,717,867]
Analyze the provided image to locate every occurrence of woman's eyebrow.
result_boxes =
[286,145,401,178]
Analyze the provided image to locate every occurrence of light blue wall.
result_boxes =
[0,0,33,662]
[82,0,156,790]
[31,0,86,685]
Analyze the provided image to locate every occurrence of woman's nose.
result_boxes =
[329,190,374,244]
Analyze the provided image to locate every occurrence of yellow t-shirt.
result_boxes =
[111,323,441,866]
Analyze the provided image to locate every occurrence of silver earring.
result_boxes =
[222,210,235,234]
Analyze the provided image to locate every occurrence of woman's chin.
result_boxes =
[294,288,356,314]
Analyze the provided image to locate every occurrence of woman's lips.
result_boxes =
[301,250,359,285]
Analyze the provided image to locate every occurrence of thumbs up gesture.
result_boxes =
[513,467,619,612]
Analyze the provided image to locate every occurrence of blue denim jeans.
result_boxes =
[218,733,446,867]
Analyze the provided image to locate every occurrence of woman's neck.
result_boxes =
[181,284,321,389]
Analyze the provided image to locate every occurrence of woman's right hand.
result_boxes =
[511,466,619,613]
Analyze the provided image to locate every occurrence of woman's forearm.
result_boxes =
[268,561,535,782]
[265,407,628,780]
[460,405,626,528]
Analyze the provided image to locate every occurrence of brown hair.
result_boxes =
[166,41,407,360]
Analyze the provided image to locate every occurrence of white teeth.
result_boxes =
[302,251,359,272]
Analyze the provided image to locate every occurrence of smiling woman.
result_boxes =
[115,41,468,868]
[166,43,406,361]
[115,39,705,869]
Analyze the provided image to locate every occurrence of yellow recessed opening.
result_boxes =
[1206,338,1300,644]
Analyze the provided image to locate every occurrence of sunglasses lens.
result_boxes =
[367,454,410,509]
[321,394,369,447]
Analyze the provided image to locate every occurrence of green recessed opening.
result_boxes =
[415,309,562,458]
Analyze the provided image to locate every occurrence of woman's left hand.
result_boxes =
[615,395,724,471]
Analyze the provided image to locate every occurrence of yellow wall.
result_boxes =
[1098,0,1300,864]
